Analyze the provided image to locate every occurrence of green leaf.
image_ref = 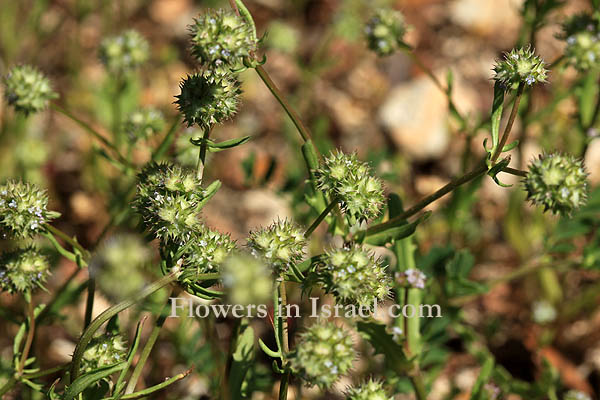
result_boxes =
[470,357,495,400]
[487,157,512,187]
[208,136,252,152]
[490,82,505,151]
[578,70,599,127]
[501,139,519,152]
[364,212,430,246]
[64,362,126,400]
[356,321,411,373]
[228,320,255,399]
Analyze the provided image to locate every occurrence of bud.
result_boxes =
[346,379,392,400]
[523,153,588,216]
[174,70,241,129]
[316,150,385,224]
[365,9,407,57]
[247,219,306,275]
[493,46,548,89]
[124,108,165,142]
[189,9,257,72]
[99,30,150,73]
[0,180,59,239]
[3,65,57,115]
[222,252,272,306]
[289,322,355,388]
[319,246,391,307]
[564,391,591,400]
[560,13,600,71]
[81,334,127,373]
[0,247,50,293]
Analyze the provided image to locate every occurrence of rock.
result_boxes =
[450,0,523,39]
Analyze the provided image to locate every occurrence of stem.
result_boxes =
[115,369,191,399]
[304,197,338,237]
[409,373,428,400]
[279,371,290,400]
[491,83,524,164]
[503,167,527,177]
[44,223,90,259]
[278,281,290,400]
[17,299,35,375]
[0,377,16,397]
[22,364,67,379]
[84,278,95,328]
[196,128,211,182]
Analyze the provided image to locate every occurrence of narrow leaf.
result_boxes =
[64,363,126,400]
[207,136,252,152]
[228,320,255,399]
[356,321,411,372]
[364,212,430,246]
[491,82,505,149]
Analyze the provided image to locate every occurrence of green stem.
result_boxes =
[503,167,527,177]
[279,371,290,400]
[17,298,35,375]
[84,278,95,328]
[278,281,290,400]
[22,364,67,379]
[491,83,524,164]
[44,223,90,260]
[114,369,191,400]
[196,128,211,182]
[304,197,338,238]
[409,373,427,400]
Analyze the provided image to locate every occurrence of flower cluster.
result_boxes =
[81,334,127,373]
[189,9,257,73]
[222,252,272,305]
[175,71,241,129]
[346,379,392,400]
[561,13,600,71]
[3,65,57,115]
[316,150,385,224]
[523,153,588,216]
[0,247,50,293]
[289,322,355,388]
[99,30,150,73]
[493,46,547,89]
[0,180,58,239]
[124,108,165,142]
[319,246,391,307]
[365,9,407,57]
[247,219,306,275]
[396,268,427,289]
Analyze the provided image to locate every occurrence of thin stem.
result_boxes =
[84,278,95,328]
[196,128,211,182]
[278,281,290,400]
[44,223,89,259]
[503,167,527,177]
[279,371,290,400]
[115,369,191,399]
[17,299,36,375]
[491,83,524,164]
[409,373,428,400]
[22,364,67,379]
[304,197,338,237]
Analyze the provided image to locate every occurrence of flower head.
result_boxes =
[289,322,355,388]
[175,70,241,128]
[3,65,57,115]
[247,219,306,275]
[222,252,272,305]
[523,153,588,216]
[493,46,547,89]
[365,8,407,56]
[0,180,58,239]
[318,246,391,307]
[346,379,392,400]
[81,334,127,373]
[99,30,150,73]
[560,13,600,71]
[189,9,257,72]
[124,108,165,142]
[316,150,385,224]
[0,247,50,293]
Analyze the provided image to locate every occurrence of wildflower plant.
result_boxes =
[3,65,57,115]
[493,46,548,89]
[560,13,600,71]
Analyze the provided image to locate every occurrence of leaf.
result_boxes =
[208,136,252,152]
[578,70,599,127]
[356,321,411,373]
[364,212,430,246]
[228,320,255,400]
[490,82,505,151]
[487,157,512,187]
[501,139,519,152]
[470,357,495,400]
[64,362,126,400]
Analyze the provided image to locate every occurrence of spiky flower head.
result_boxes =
[560,13,600,71]
[318,246,391,308]
[0,247,50,293]
[523,153,588,216]
[365,9,407,57]
[346,379,392,400]
[222,252,272,305]
[395,268,427,289]
[91,234,151,301]
[3,65,57,115]
[0,180,59,239]
[189,9,257,72]
[135,162,205,240]
[316,150,385,224]
[564,391,591,400]
[124,108,165,142]
[81,334,127,373]
[99,30,150,73]
[289,322,355,389]
[175,70,241,128]
[247,219,306,276]
[493,46,548,89]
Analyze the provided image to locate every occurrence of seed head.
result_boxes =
[99,30,150,73]
[0,247,50,293]
[124,108,165,142]
[346,379,392,400]
[175,70,241,128]
[247,219,306,275]
[0,180,58,239]
[523,153,588,216]
[289,322,355,389]
[81,334,127,373]
[365,9,408,57]
[560,13,600,71]
[493,46,547,89]
[316,150,385,224]
[3,65,57,115]
[222,252,273,306]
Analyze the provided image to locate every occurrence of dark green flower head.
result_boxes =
[0,247,50,293]
[316,150,385,224]
[81,334,127,373]
[124,108,165,142]
[247,219,306,275]
[99,30,150,73]
[135,162,206,240]
[346,379,392,400]
[175,70,241,128]
[365,8,408,56]
[222,252,272,306]
[3,65,57,115]
[0,180,59,239]
[524,153,588,216]
[319,246,391,307]
[289,322,355,389]
[493,46,547,89]
[560,13,600,71]
[189,9,257,72]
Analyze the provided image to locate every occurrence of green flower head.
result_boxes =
[493,46,548,89]
[0,247,50,293]
[560,13,600,71]
[222,252,273,306]
[99,30,150,73]
[81,334,127,373]
[289,322,355,389]
[3,65,57,115]
[247,219,306,275]
[124,108,165,142]
[523,153,588,216]
[346,379,392,400]
[365,8,407,57]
